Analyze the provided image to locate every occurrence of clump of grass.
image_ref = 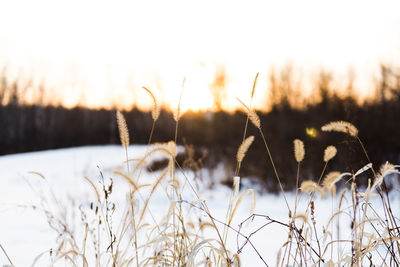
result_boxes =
[15,78,400,267]
[28,117,244,266]
[271,120,400,267]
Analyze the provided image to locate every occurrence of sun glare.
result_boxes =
[0,0,400,110]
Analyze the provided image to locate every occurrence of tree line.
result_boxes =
[1,65,400,191]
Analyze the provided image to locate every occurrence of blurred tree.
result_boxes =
[316,70,333,106]
[209,68,227,111]
[378,64,390,103]
[268,64,302,110]
[345,67,355,98]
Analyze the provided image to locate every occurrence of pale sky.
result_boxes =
[0,0,399,111]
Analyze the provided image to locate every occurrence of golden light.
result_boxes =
[306,128,318,138]
[0,0,399,111]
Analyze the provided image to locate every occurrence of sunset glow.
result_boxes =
[1,0,400,112]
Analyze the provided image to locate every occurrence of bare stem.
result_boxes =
[124,147,139,267]
[259,128,290,211]
[0,243,14,267]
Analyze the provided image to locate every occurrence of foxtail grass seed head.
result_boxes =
[142,86,160,121]
[324,145,337,162]
[322,171,341,188]
[373,162,398,190]
[173,105,181,122]
[322,171,341,196]
[237,136,255,163]
[321,121,358,137]
[300,180,317,192]
[379,161,395,177]
[155,141,177,158]
[116,111,129,147]
[251,72,259,98]
[236,97,260,129]
[293,139,305,162]
[249,110,261,129]
[173,78,185,122]
[300,180,325,197]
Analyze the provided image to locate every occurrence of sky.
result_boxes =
[0,0,400,111]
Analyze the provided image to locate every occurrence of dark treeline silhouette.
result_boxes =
[1,65,400,192]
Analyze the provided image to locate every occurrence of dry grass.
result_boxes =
[323,145,337,162]
[142,86,160,122]
[321,121,359,137]
[236,97,261,129]
[236,135,255,164]
[4,79,400,267]
[116,111,129,148]
[293,139,305,163]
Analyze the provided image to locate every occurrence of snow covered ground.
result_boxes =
[0,146,398,266]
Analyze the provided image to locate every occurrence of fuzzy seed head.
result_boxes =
[142,86,160,121]
[173,106,181,122]
[321,121,358,137]
[379,161,395,177]
[324,146,337,162]
[322,171,341,196]
[300,180,325,197]
[251,72,259,98]
[373,162,397,190]
[173,78,185,122]
[155,141,177,158]
[116,111,129,147]
[322,172,341,188]
[236,97,260,129]
[293,139,305,162]
[237,136,255,163]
